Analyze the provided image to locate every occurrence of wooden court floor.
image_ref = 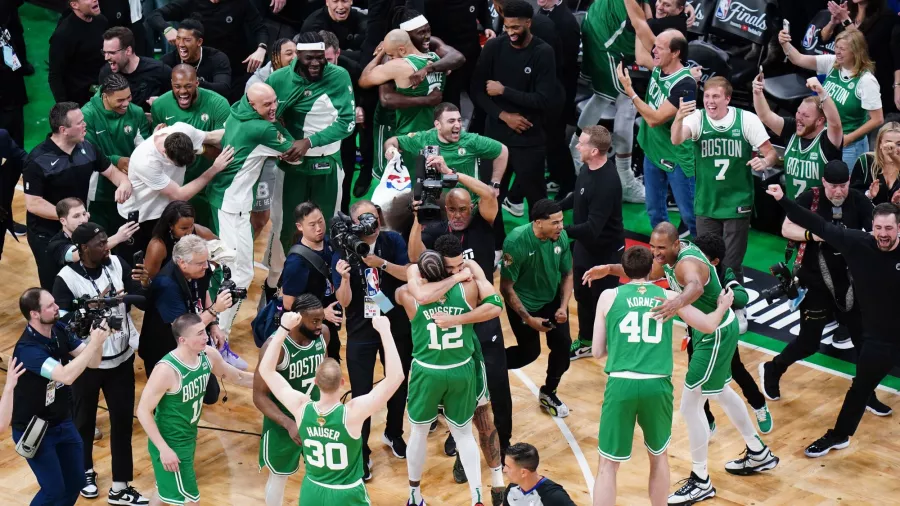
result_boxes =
[0,191,898,505]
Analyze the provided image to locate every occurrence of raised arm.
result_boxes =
[617,63,679,127]
[427,36,466,73]
[50,326,109,384]
[625,0,657,56]
[768,185,863,252]
[806,77,843,147]
[256,313,312,421]
[252,339,301,445]
[405,264,471,304]
[778,29,818,71]
[671,100,696,146]
[752,73,785,136]
[359,51,406,88]
[346,316,404,431]
[671,289,733,334]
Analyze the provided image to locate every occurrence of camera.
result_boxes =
[218,265,248,300]
[414,145,458,223]
[67,296,124,336]
[760,262,801,303]
[331,211,378,261]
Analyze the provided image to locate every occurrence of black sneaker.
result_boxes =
[12,221,26,236]
[667,472,715,505]
[381,433,406,459]
[866,395,893,416]
[429,419,438,433]
[353,178,371,198]
[81,470,99,498]
[452,453,467,483]
[108,485,150,505]
[363,459,373,481]
[444,432,457,456]
[758,362,781,401]
[490,488,505,506]
[804,430,850,458]
[724,444,779,475]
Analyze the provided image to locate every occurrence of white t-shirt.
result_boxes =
[683,107,770,148]
[814,55,882,110]
[118,122,206,222]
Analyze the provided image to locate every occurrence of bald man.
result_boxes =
[360,29,447,136]
[150,64,232,227]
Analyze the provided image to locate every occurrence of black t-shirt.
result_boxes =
[647,13,688,36]
[12,324,83,430]
[778,117,843,162]
[564,159,625,265]
[282,238,337,307]
[23,137,110,235]
[47,230,75,270]
[794,187,873,289]
[421,212,496,278]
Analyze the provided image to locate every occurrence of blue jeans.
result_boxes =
[842,136,869,172]
[643,157,697,237]
[12,419,85,506]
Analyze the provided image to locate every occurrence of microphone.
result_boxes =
[121,294,146,306]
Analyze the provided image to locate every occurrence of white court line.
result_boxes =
[512,369,595,499]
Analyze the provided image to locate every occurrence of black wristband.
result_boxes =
[279,324,290,333]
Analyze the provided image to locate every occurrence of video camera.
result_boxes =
[218,265,248,300]
[67,295,132,335]
[331,211,378,262]
[759,262,801,303]
[413,145,458,223]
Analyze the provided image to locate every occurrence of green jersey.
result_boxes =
[82,91,149,203]
[411,283,476,367]
[207,95,294,213]
[396,128,502,179]
[822,66,868,135]
[661,241,723,315]
[269,335,326,417]
[783,130,826,200]
[693,108,755,219]
[637,66,696,176]
[605,282,673,376]
[581,0,648,57]
[501,224,572,312]
[299,402,363,486]
[150,88,230,184]
[394,53,445,135]
[154,351,212,445]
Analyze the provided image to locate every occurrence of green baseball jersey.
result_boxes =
[394,52,445,135]
[150,88,231,183]
[637,66,695,176]
[270,335,325,418]
[207,95,294,213]
[693,108,755,219]
[501,224,572,312]
[154,351,212,445]
[661,241,723,315]
[82,91,150,203]
[396,128,502,179]
[605,282,673,376]
[266,61,355,165]
[822,67,867,134]
[411,283,476,367]
[783,130,826,200]
[299,402,363,486]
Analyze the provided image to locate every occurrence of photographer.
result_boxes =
[759,161,891,416]
[330,199,411,473]
[274,201,345,361]
[50,222,149,503]
[139,234,232,376]
[11,288,109,506]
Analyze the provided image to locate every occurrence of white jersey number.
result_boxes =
[304,440,349,470]
[619,311,663,344]
[427,323,464,350]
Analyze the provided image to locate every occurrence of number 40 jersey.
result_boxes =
[604,282,674,376]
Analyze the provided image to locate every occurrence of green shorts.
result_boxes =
[598,376,674,461]
[372,103,395,180]
[299,477,371,505]
[258,415,302,475]
[407,359,476,428]
[685,313,739,395]
[473,340,489,406]
[586,50,627,100]
[276,154,343,252]
[148,440,198,505]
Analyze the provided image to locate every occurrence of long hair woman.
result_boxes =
[144,200,217,279]
[851,122,900,205]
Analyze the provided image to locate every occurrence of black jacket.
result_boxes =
[541,3,580,122]
[300,7,367,52]
[49,13,109,104]
[161,47,232,97]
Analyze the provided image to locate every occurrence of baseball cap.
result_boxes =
[72,222,106,246]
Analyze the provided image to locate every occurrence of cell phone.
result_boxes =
[783,19,790,32]
[542,320,557,329]
[133,250,144,266]
[127,210,139,224]
[680,88,696,103]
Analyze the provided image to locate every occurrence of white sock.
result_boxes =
[407,422,430,499]
[264,473,288,506]
[111,481,126,492]
[449,422,483,505]
[615,155,633,180]
[491,466,504,488]
[714,385,765,452]
[679,385,710,480]
[409,485,423,505]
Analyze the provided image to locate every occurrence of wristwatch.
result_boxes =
[380,260,388,270]
[491,181,502,189]
[841,19,852,28]
[258,43,268,50]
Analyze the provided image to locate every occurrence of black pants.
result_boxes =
[545,117,576,200]
[475,317,513,452]
[833,340,900,438]
[325,321,341,362]
[505,297,571,392]
[346,322,412,462]
[71,355,136,481]
[573,249,622,342]
[688,335,766,424]
[494,145,547,248]
[340,123,373,214]
[29,229,57,290]
[0,106,25,148]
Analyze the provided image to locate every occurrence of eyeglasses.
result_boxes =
[101,48,125,57]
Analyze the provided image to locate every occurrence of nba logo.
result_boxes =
[386,173,411,191]
[715,0,731,19]
[365,268,380,296]
[802,24,817,50]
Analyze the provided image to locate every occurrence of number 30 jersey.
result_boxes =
[604,283,674,376]
[153,351,212,445]
[411,282,475,368]
[299,402,363,486]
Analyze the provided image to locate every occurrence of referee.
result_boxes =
[562,126,625,361]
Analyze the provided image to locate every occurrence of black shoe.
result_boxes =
[491,488,505,506]
[804,430,850,458]
[866,395,893,416]
[21,62,35,76]
[429,419,438,433]
[444,432,457,457]
[381,433,406,459]
[363,459,373,481]
[353,178,371,198]
[262,281,277,303]
[12,221,26,236]
[81,470,99,498]
[758,362,781,401]
[452,453,467,483]
[108,485,150,505]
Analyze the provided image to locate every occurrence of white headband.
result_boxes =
[296,42,326,51]
[400,15,428,32]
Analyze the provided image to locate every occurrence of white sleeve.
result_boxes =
[815,55,837,75]
[133,159,171,191]
[741,111,771,149]
[168,122,208,153]
[683,110,703,141]
[858,73,883,111]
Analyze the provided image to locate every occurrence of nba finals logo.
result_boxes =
[715,0,731,19]
[802,24,818,50]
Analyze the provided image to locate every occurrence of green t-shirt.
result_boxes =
[693,108,755,219]
[396,128,503,179]
[605,282,673,376]
[394,52,445,135]
[411,282,476,367]
[581,0,649,57]
[636,66,696,176]
[501,223,572,312]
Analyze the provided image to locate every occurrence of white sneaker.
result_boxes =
[81,470,98,498]
[724,444,779,475]
[736,309,748,335]
[668,473,715,504]
[539,389,570,418]
[620,173,645,203]
[502,198,525,218]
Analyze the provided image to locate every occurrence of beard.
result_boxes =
[299,325,321,340]
[40,314,59,325]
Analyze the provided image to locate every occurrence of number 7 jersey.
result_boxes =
[605,282,674,376]
[411,282,475,367]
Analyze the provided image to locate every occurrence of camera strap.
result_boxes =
[281,244,331,288]
[793,188,821,269]
[79,262,117,298]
